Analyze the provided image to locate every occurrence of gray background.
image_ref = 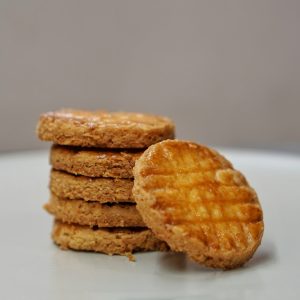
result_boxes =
[1,0,299,152]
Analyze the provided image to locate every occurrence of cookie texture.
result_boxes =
[50,144,142,178]
[50,169,134,203]
[133,140,264,269]
[44,194,145,227]
[37,109,175,148]
[52,220,169,255]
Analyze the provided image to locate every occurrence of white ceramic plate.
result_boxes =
[0,149,299,299]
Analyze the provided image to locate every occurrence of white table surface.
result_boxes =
[0,149,299,300]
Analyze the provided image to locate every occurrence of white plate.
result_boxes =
[0,149,299,299]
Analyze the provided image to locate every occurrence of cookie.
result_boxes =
[37,109,175,148]
[50,144,142,178]
[133,140,264,269]
[52,220,169,255]
[44,194,145,227]
[50,169,134,203]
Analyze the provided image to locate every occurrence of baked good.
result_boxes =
[52,220,169,255]
[50,169,134,203]
[50,144,142,178]
[44,194,145,227]
[133,140,264,269]
[37,109,175,148]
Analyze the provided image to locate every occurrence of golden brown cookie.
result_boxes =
[50,169,134,203]
[50,144,142,178]
[133,140,264,269]
[52,220,169,255]
[44,194,145,227]
[37,109,175,148]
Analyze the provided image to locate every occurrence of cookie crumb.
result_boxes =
[126,252,136,262]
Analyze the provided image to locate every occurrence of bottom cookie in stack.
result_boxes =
[44,194,169,256]
[52,221,168,256]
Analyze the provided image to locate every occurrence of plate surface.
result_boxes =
[0,149,299,299]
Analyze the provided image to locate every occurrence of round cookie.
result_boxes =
[52,220,169,255]
[44,194,145,227]
[133,140,264,269]
[50,169,134,203]
[37,109,175,148]
[50,144,142,178]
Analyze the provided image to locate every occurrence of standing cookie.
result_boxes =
[37,109,175,148]
[133,140,264,269]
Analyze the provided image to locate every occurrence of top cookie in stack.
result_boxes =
[37,109,175,255]
[37,109,175,148]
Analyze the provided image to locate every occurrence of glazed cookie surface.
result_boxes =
[37,109,175,148]
[50,169,134,203]
[50,144,142,178]
[133,140,264,269]
[44,194,145,227]
[52,220,169,255]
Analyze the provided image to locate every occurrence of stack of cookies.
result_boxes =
[37,109,175,256]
